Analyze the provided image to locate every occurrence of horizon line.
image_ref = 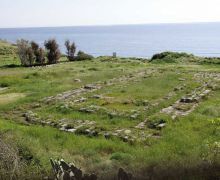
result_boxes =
[1,21,220,29]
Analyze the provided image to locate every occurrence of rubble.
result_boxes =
[74,79,81,82]
[50,159,97,180]
[161,72,220,118]
[135,119,148,129]
[50,159,133,180]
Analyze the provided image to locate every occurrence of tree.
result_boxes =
[17,39,35,66]
[31,41,45,65]
[65,40,76,61]
[38,48,46,65]
[44,39,61,64]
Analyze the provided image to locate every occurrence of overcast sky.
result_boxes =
[0,0,220,28]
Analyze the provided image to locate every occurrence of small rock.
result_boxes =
[85,129,91,134]
[130,114,139,119]
[180,97,196,103]
[116,129,124,133]
[178,78,186,81]
[74,97,87,103]
[104,132,111,139]
[122,136,129,142]
[60,124,68,130]
[79,108,95,113]
[90,130,99,137]
[157,123,166,130]
[33,103,41,108]
[124,130,131,134]
[203,89,211,95]
[67,129,76,133]
[74,79,81,82]
[91,95,102,99]
[174,86,183,91]
[135,119,148,129]
[108,112,117,119]
[84,84,97,90]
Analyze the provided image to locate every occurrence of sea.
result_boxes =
[0,22,220,58]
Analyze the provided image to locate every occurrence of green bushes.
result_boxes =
[64,39,93,61]
[31,41,45,65]
[150,51,220,65]
[75,51,94,61]
[44,39,61,64]
[0,82,9,88]
[150,51,194,63]
[17,39,60,66]
[17,39,93,66]
[17,39,35,66]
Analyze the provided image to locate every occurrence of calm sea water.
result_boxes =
[0,23,220,58]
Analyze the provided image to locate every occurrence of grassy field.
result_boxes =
[0,41,220,179]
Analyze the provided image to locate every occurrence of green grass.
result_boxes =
[0,41,220,179]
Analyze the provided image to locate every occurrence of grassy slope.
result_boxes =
[0,41,219,179]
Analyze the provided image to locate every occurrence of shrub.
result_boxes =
[17,40,46,66]
[65,40,76,61]
[0,82,9,88]
[110,152,133,164]
[44,39,61,64]
[75,51,93,61]
[31,41,45,65]
[150,51,193,63]
[17,39,35,66]
[0,139,25,179]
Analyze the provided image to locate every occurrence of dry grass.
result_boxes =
[0,93,25,105]
[0,139,21,180]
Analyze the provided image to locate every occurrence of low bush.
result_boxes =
[0,139,34,180]
[0,82,9,88]
[75,51,94,61]
[110,152,133,164]
[150,51,194,63]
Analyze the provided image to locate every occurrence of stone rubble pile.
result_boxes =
[50,159,133,180]
[161,72,220,119]
[135,118,167,132]
[50,159,97,180]
[23,111,96,134]
[44,85,102,104]
[135,119,148,129]
[23,111,154,143]
[161,86,212,118]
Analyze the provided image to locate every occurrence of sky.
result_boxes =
[0,0,220,28]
